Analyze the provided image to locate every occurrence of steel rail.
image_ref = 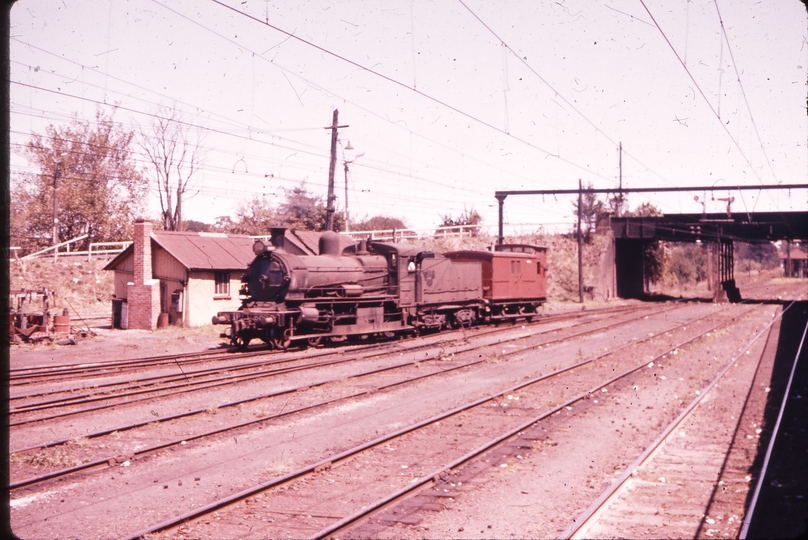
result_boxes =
[10,303,670,457]
[12,304,637,397]
[120,304,750,540]
[312,306,760,539]
[10,347,342,408]
[9,304,657,426]
[9,350,252,386]
[9,304,638,391]
[10,304,691,493]
[739,304,808,538]
[560,297,804,539]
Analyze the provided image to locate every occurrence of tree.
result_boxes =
[12,109,148,252]
[440,206,483,236]
[353,215,407,232]
[276,184,344,232]
[735,242,779,270]
[572,183,606,243]
[668,243,707,284]
[139,106,205,231]
[224,195,276,235]
[628,202,663,218]
[184,220,213,233]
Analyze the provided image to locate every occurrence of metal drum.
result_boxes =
[53,315,71,335]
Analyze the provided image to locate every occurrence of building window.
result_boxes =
[215,271,230,297]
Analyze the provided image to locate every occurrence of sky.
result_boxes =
[9,0,808,236]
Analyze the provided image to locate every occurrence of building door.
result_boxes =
[160,281,168,313]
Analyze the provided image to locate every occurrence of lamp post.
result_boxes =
[342,141,364,234]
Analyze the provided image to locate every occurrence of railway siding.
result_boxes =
[9,285,808,539]
[573,324,769,539]
[344,303,779,539]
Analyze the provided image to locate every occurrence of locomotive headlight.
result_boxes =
[253,240,268,256]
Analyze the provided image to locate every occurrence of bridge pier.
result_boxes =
[712,239,741,303]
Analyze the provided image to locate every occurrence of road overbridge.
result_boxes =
[494,185,807,303]
[609,211,808,301]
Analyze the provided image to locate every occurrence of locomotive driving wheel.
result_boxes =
[233,335,251,350]
[306,336,323,348]
[272,328,292,350]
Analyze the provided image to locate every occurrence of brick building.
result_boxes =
[105,221,255,329]
[105,222,353,329]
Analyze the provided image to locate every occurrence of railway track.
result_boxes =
[8,304,648,427]
[128,303,762,539]
[8,303,636,387]
[9,303,681,482]
[15,298,772,536]
[11,286,802,539]
[562,297,806,539]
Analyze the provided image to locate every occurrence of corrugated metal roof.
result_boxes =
[780,248,808,260]
[152,231,255,270]
[104,229,357,272]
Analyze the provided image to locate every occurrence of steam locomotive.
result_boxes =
[212,229,547,348]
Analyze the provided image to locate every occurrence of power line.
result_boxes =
[455,0,678,193]
[12,17,623,211]
[638,0,769,189]
[711,0,780,190]
[10,64,547,207]
[194,0,618,184]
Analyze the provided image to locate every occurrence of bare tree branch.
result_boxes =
[138,106,206,231]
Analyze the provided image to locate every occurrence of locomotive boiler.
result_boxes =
[213,229,547,349]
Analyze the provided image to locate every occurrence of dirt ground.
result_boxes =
[9,324,228,367]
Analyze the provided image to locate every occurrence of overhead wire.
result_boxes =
[21,2,789,228]
[455,0,679,195]
[11,43,546,219]
[711,0,781,210]
[637,0,770,189]
[197,0,620,184]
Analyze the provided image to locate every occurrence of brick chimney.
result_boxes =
[126,219,161,330]
[133,220,152,285]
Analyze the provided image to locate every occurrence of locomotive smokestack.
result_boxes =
[270,228,287,252]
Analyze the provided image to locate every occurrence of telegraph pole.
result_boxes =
[343,160,350,233]
[577,179,584,304]
[52,165,59,247]
[325,110,349,232]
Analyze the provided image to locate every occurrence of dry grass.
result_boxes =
[10,258,115,317]
[531,438,558,451]
[252,408,270,418]
[68,437,91,447]
[11,448,80,468]
[261,461,295,480]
